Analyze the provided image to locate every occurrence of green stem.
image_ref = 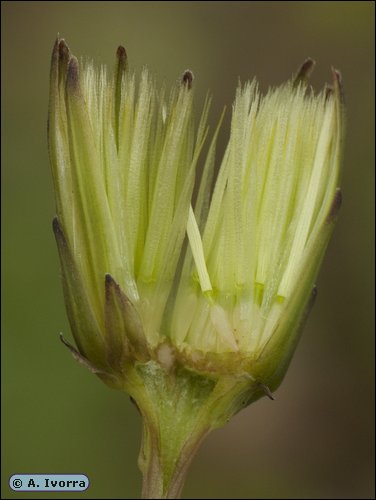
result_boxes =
[126,360,258,499]
[140,415,209,498]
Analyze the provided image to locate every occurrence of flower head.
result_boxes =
[49,40,343,395]
[49,39,344,498]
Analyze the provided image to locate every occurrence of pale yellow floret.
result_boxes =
[187,205,212,293]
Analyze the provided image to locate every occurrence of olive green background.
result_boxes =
[2,1,374,498]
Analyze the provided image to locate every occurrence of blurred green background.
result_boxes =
[2,1,374,498]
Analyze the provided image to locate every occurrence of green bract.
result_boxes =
[49,39,344,498]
